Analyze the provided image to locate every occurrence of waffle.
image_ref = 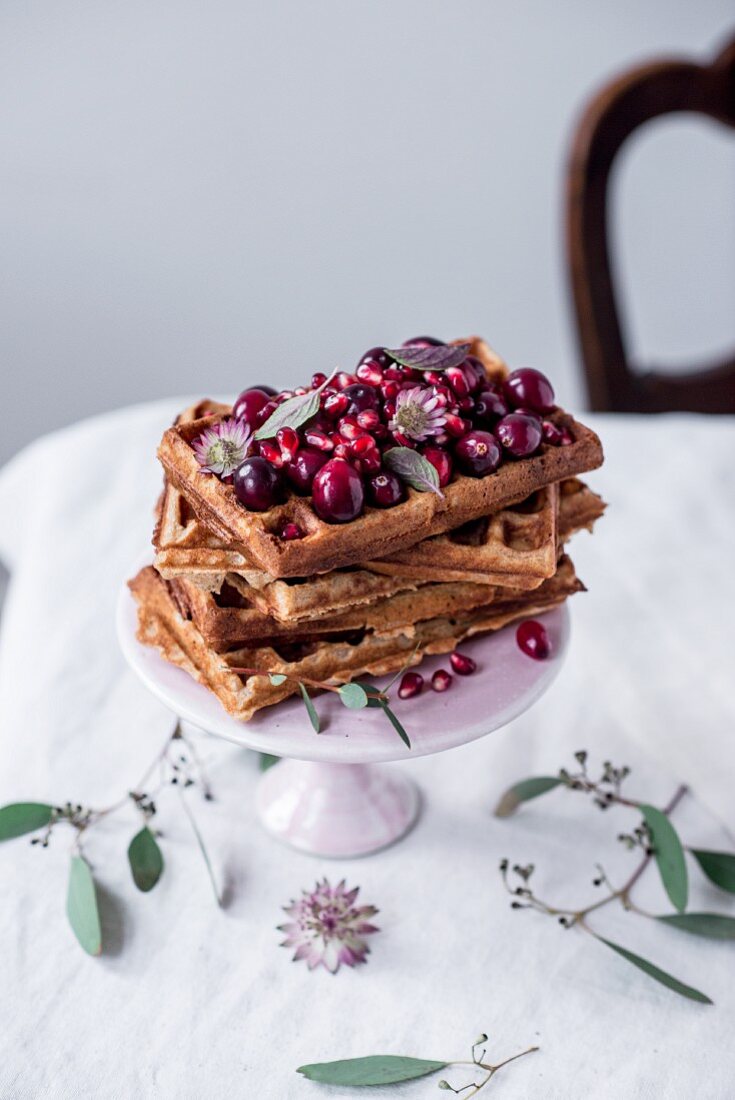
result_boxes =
[129,558,582,721]
[157,339,603,578]
[367,479,606,584]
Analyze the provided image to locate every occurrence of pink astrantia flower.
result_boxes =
[192,418,251,477]
[388,385,446,442]
[278,878,379,974]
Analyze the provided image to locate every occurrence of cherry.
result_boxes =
[232,388,272,428]
[398,671,424,699]
[422,445,453,487]
[454,430,501,477]
[431,669,453,692]
[450,651,476,675]
[233,457,283,511]
[504,368,555,414]
[285,448,329,494]
[312,459,365,523]
[495,413,543,458]
[516,619,551,660]
[367,470,405,507]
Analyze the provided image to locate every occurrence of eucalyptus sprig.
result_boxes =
[298,1032,538,1095]
[495,751,735,1004]
[0,720,220,955]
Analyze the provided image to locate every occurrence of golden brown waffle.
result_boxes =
[129,559,582,721]
[157,339,604,578]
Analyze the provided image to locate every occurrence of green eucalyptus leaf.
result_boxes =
[297,1055,448,1086]
[690,848,735,894]
[639,804,688,913]
[338,683,369,710]
[127,826,164,892]
[383,447,443,497]
[656,912,735,940]
[494,777,562,818]
[269,673,288,686]
[299,683,321,733]
[259,753,280,772]
[66,855,102,956]
[0,802,54,840]
[379,702,411,749]
[593,935,712,1004]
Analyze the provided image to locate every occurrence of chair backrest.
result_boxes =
[566,34,735,412]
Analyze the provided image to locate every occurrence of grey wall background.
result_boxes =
[1,1,734,468]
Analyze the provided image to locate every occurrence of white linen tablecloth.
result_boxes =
[0,404,734,1100]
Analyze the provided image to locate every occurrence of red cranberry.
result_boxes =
[422,445,453,487]
[343,384,380,415]
[454,430,501,477]
[322,391,350,419]
[254,400,278,427]
[254,385,278,396]
[516,619,551,660]
[311,371,327,388]
[312,459,365,523]
[334,371,357,390]
[358,346,391,369]
[504,368,555,414]
[276,426,299,461]
[431,669,453,692]
[398,671,424,699]
[367,470,405,507]
[474,390,508,423]
[495,413,543,458]
[233,457,283,511]
[541,420,564,446]
[233,388,272,428]
[285,447,329,493]
[450,651,476,675]
[280,522,303,540]
[304,427,334,451]
[356,361,384,386]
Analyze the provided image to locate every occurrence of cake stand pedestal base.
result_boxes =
[256,759,420,858]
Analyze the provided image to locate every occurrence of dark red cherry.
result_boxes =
[516,619,551,660]
[233,457,283,511]
[342,384,380,415]
[454,430,501,477]
[285,448,329,494]
[422,445,453,487]
[367,470,405,508]
[232,388,272,428]
[495,413,543,458]
[504,368,555,414]
[312,459,365,523]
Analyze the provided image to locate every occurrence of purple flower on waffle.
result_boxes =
[192,418,251,477]
[278,878,379,973]
[388,385,446,442]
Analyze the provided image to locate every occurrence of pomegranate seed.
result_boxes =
[259,441,284,468]
[333,442,351,460]
[304,428,334,451]
[433,431,451,446]
[450,651,476,675]
[323,392,350,419]
[334,371,356,390]
[357,409,380,431]
[423,446,453,487]
[516,619,551,660]
[384,365,405,381]
[380,381,400,401]
[311,371,327,389]
[383,400,396,420]
[432,384,452,407]
[424,371,443,385]
[457,395,475,412]
[431,669,453,692]
[356,362,384,386]
[280,522,303,540]
[355,449,382,473]
[444,413,470,437]
[560,427,574,446]
[398,671,424,699]
[392,432,415,448]
[373,423,389,441]
[276,426,299,460]
[338,417,365,441]
[350,433,376,455]
[446,365,471,398]
[541,421,564,446]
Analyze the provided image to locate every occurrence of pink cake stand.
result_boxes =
[117,580,569,858]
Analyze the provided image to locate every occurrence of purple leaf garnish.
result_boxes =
[383,343,471,372]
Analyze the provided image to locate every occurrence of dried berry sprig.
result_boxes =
[297,1031,538,1094]
[496,752,735,1004]
[0,720,219,955]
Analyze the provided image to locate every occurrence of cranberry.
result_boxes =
[398,671,424,699]
[516,619,551,660]
[254,385,278,396]
[356,361,384,386]
[254,400,278,427]
[334,371,357,390]
[504,368,555,414]
[233,388,272,428]
[495,413,543,458]
[322,391,350,419]
[541,420,564,446]
[454,430,501,477]
[312,459,365,523]
[367,470,405,507]
[342,384,380,415]
[474,389,508,423]
[450,651,476,675]
[280,522,303,540]
[233,457,283,511]
[401,336,444,347]
[285,447,329,494]
[358,346,391,369]
[431,669,453,692]
[445,364,473,398]
[422,445,453,487]
[311,371,328,389]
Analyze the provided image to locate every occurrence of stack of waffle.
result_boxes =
[129,340,604,721]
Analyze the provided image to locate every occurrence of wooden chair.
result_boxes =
[566,33,735,412]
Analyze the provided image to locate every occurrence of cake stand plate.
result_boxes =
[117,580,569,857]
